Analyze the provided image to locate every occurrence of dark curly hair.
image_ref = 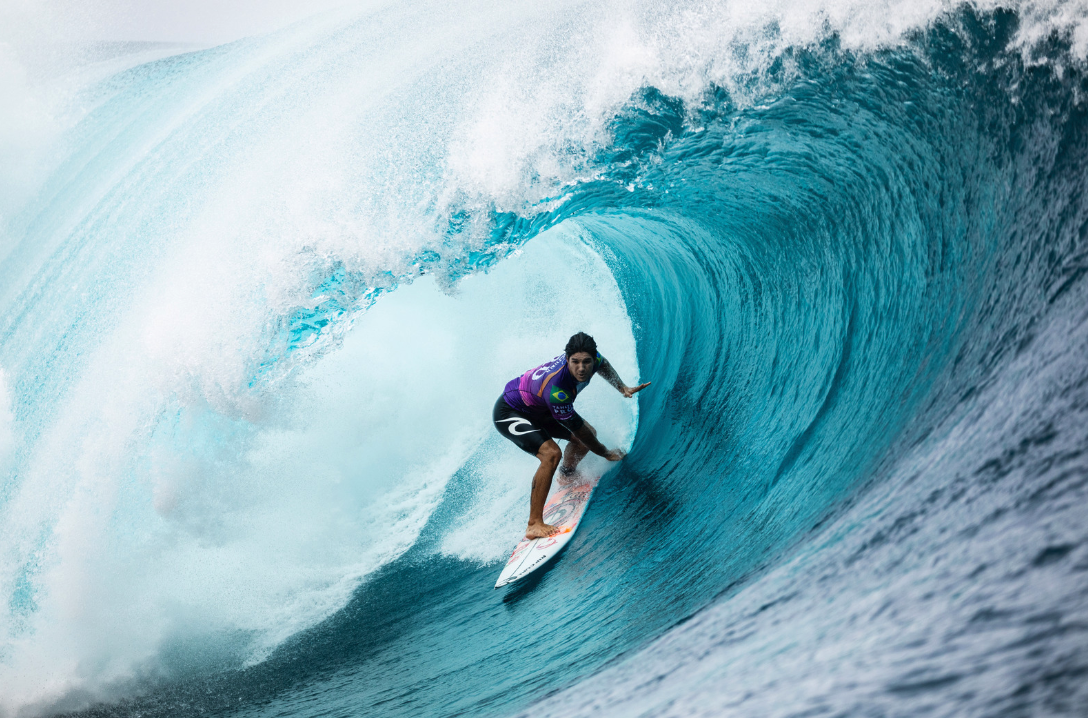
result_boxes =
[565,331,597,358]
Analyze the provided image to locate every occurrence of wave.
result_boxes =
[1,1,1088,716]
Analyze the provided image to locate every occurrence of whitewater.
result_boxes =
[1,1,1087,716]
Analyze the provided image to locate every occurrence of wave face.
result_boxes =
[2,2,1088,716]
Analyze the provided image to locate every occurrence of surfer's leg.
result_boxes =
[560,421,595,476]
[526,440,562,539]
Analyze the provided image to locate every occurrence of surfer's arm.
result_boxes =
[570,422,624,461]
[596,358,652,399]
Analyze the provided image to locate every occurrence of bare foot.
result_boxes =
[525,521,560,540]
[557,467,581,487]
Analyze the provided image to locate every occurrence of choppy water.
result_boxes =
[1,2,1087,717]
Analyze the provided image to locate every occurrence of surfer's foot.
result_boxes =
[525,521,560,540]
[557,464,581,486]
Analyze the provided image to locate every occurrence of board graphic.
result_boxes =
[494,473,600,588]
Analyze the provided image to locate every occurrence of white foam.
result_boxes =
[0,368,13,475]
[0,43,56,226]
[0,220,636,714]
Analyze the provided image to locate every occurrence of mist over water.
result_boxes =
[2,1,1088,717]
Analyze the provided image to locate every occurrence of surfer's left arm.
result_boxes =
[596,357,651,399]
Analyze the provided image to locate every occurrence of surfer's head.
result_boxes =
[565,332,597,382]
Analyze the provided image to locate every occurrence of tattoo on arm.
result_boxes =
[597,359,626,391]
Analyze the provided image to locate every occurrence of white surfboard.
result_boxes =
[494,473,600,588]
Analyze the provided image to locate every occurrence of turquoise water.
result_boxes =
[2,3,1087,716]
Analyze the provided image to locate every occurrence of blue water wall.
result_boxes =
[1,3,1087,717]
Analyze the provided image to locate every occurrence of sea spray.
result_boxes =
[0,368,13,474]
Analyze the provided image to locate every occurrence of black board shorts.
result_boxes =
[493,395,573,456]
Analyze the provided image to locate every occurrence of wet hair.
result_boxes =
[565,331,597,359]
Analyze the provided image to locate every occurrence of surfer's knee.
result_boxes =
[537,441,561,467]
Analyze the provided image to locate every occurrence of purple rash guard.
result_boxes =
[502,351,607,431]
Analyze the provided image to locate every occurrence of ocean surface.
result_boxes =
[2,1,1087,716]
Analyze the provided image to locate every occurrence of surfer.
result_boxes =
[494,332,651,539]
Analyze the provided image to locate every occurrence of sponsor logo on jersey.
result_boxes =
[532,355,565,380]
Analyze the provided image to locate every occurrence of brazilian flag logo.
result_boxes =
[550,386,569,403]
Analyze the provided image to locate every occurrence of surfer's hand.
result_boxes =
[605,448,627,461]
[621,382,651,398]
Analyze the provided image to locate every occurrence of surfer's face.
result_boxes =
[567,351,595,382]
